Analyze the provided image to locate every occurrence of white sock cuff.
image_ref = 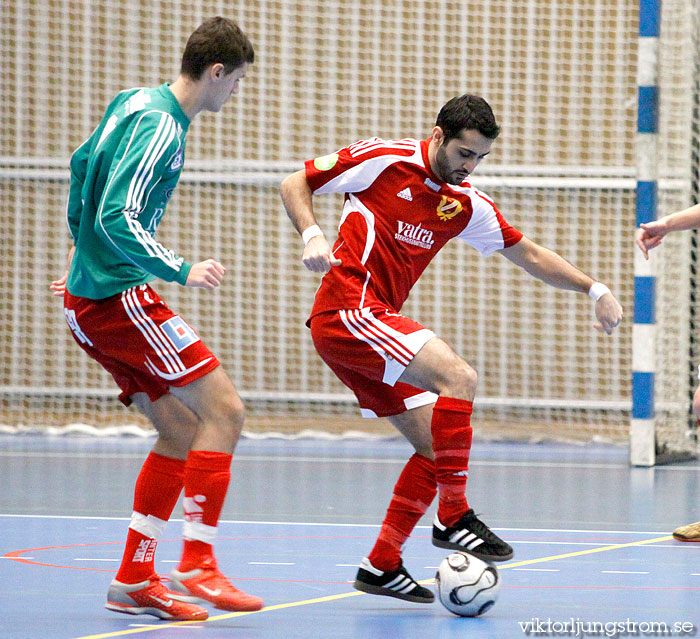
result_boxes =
[129,512,168,540]
[183,520,218,544]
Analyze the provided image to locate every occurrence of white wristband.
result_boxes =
[302,224,323,245]
[588,282,611,301]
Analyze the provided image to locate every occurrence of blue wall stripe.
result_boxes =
[632,372,655,419]
[634,276,656,324]
[637,86,658,133]
[636,181,657,226]
[639,1,661,37]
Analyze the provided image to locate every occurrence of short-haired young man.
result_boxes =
[52,17,261,621]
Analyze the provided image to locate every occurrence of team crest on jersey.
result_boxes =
[313,153,339,171]
[169,150,183,172]
[436,195,463,221]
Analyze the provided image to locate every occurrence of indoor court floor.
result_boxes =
[1,433,699,638]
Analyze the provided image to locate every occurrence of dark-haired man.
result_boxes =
[281,94,623,603]
[51,17,261,620]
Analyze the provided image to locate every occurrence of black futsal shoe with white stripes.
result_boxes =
[432,509,514,561]
[353,557,434,603]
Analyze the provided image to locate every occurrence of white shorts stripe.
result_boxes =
[121,290,177,374]
[353,311,415,363]
[121,288,184,374]
[145,355,215,381]
[339,311,394,363]
[346,313,411,367]
[347,310,412,364]
[336,308,435,389]
[128,289,186,373]
[123,288,182,374]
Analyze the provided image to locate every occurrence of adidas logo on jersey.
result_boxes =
[395,220,434,250]
[397,188,413,201]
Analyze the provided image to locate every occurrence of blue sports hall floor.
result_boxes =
[1,433,699,639]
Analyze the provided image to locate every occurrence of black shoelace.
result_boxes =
[464,512,501,544]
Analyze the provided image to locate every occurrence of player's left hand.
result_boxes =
[635,220,667,259]
[50,271,68,297]
[593,292,623,335]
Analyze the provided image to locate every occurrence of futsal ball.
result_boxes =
[434,552,500,617]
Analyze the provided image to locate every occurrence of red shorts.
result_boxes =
[63,284,220,406]
[309,307,438,418]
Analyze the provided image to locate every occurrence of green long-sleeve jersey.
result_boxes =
[66,84,193,299]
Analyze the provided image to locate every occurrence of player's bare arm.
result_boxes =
[280,169,341,273]
[500,237,623,335]
[636,202,700,259]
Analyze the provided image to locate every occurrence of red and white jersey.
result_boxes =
[305,136,523,318]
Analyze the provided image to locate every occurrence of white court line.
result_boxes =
[74,558,118,562]
[510,541,619,547]
[601,570,650,574]
[2,451,698,473]
[336,564,360,567]
[129,625,204,630]
[0,514,676,536]
[248,562,295,565]
[513,568,560,572]
[0,450,639,470]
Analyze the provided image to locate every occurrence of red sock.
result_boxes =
[431,396,473,527]
[116,452,185,583]
[367,453,437,571]
[178,450,232,572]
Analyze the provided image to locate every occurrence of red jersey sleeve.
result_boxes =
[305,137,419,195]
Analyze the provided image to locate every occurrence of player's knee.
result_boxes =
[434,360,477,399]
[204,392,245,436]
[463,364,478,392]
[222,395,246,434]
[449,362,478,399]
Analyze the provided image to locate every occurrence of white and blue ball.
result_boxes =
[435,552,500,617]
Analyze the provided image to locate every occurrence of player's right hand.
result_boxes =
[635,220,667,260]
[49,271,68,297]
[185,259,226,289]
[302,236,342,273]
